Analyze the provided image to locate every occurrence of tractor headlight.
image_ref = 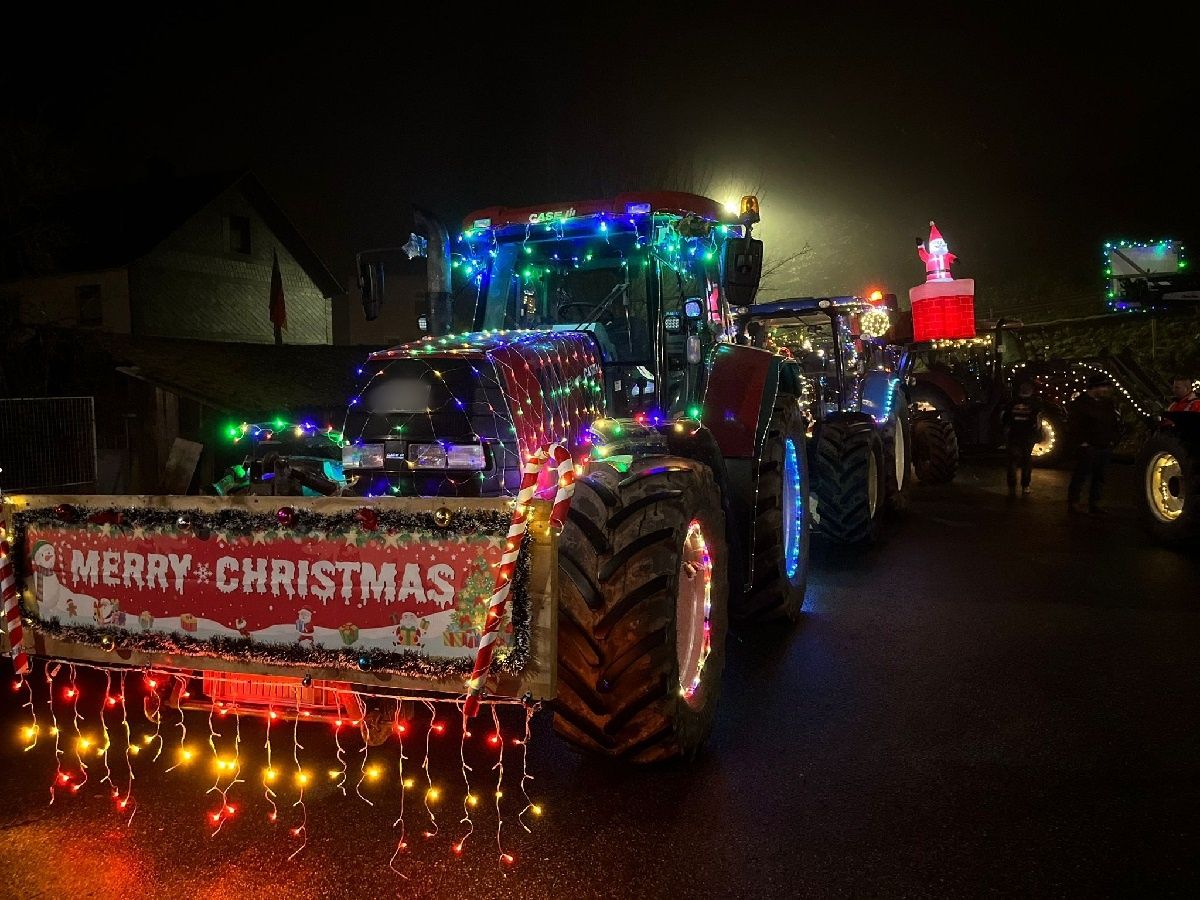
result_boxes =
[341,443,385,469]
[409,443,487,470]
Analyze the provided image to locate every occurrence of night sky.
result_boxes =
[3,5,1193,319]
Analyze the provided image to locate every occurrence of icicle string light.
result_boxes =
[20,673,38,752]
[263,703,279,824]
[13,657,536,868]
[288,692,308,861]
[68,664,88,793]
[421,700,439,840]
[456,700,475,857]
[517,700,540,831]
[45,662,63,804]
[118,671,136,823]
[388,698,410,878]
[97,668,114,789]
[353,694,374,808]
[491,703,514,867]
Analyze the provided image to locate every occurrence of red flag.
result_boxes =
[269,250,287,331]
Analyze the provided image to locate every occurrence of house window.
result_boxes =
[76,284,103,325]
[227,215,252,254]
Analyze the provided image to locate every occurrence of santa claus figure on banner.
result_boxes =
[296,608,315,649]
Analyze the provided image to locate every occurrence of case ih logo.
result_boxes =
[528,207,576,224]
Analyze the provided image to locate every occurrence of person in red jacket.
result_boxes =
[1167,376,1200,413]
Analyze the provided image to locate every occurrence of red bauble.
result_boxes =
[276,507,297,528]
[356,507,379,532]
[54,504,78,523]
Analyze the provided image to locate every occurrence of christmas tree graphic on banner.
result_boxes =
[444,555,508,649]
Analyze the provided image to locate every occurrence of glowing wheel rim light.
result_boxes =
[782,439,803,579]
[1146,452,1184,522]
[677,521,713,706]
[1031,420,1056,458]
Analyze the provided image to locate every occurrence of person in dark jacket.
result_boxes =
[1002,381,1042,496]
[1067,373,1120,514]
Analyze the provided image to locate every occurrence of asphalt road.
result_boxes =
[2,461,1197,899]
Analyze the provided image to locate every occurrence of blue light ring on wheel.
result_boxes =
[783,437,803,578]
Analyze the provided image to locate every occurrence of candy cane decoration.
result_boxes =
[463,444,574,719]
[1,535,30,676]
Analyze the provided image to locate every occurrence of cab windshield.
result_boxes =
[478,230,653,364]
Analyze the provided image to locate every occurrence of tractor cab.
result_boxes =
[738,295,899,426]
[458,193,761,419]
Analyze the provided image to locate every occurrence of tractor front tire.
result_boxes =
[738,394,811,623]
[555,458,729,762]
[813,419,884,545]
[912,413,959,484]
[1137,429,1199,546]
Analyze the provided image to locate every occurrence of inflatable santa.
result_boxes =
[909,221,976,341]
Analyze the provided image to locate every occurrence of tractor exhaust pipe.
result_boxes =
[414,207,453,336]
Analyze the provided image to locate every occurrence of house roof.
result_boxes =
[84,331,374,420]
[31,171,343,298]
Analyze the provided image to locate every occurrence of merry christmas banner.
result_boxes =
[13,507,519,667]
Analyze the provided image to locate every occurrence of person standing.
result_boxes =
[1167,375,1200,413]
[1002,381,1041,496]
[1067,373,1121,514]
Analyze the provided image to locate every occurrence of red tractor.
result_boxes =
[338,192,812,760]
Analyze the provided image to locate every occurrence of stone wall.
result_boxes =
[1018,308,1200,382]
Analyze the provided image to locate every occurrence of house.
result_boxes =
[2,171,343,344]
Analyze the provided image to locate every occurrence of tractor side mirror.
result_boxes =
[359,260,385,321]
[723,237,763,306]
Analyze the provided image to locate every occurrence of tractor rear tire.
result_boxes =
[555,458,729,762]
[813,419,884,544]
[1137,429,1199,546]
[737,394,811,623]
[912,413,959,484]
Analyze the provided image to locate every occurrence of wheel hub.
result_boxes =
[677,520,713,706]
[1147,452,1184,522]
[1032,420,1056,458]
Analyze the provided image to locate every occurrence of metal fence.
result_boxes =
[0,397,97,491]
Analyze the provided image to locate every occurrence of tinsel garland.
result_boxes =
[10,506,533,682]
[12,503,511,540]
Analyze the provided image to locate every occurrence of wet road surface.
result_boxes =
[1,462,1197,898]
